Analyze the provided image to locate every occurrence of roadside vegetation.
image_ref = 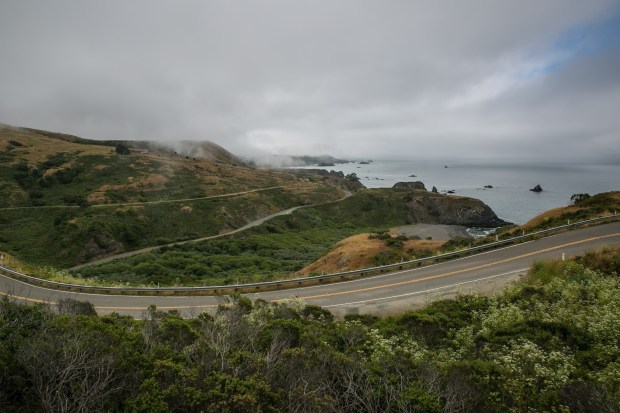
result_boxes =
[1,247,619,412]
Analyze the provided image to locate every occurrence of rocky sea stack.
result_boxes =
[530,184,543,192]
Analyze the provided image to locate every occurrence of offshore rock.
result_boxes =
[530,184,543,192]
[393,181,427,191]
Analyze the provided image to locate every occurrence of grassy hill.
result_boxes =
[521,191,620,229]
[0,124,348,268]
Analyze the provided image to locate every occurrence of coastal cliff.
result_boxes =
[406,193,508,227]
[314,188,509,230]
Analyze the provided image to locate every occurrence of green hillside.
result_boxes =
[0,124,347,268]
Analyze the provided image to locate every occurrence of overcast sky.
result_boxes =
[1,1,619,162]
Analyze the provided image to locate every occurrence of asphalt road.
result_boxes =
[2,222,619,318]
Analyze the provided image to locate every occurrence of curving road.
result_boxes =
[2,222,619,318]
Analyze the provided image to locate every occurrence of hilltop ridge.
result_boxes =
[0,124,351,267]
[0,123,244,165]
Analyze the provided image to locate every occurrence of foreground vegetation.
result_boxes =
[1,247,619,412]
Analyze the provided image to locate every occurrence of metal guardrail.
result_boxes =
[1,214,619,296]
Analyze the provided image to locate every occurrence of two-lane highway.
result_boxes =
[2,222,619,318]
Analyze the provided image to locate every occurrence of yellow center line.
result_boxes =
[288,233,620,301]
[0,291,51,304]
[95,304,220,310]
[0,291,220,310]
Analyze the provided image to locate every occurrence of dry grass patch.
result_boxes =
[87,174,168,203]
[521,206,583,229]
[0,126,112,164]
[297,233,443,276]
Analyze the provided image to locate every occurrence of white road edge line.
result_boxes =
[269,239,540,294]
[322,268,528,307]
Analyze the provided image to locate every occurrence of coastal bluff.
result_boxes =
[406,193,509,227]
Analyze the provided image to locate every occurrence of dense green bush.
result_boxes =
[2,252,619,411]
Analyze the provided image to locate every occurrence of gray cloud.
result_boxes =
[1,0,619,162]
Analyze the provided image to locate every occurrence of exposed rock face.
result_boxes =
[337,178,365,191]
[77,232,125,263]
[406,194,509,227]
[530,184,543,192]
[393,181,427,191]
[251,154,350,167]
[431,186,438,193]
[286,168,344,178]
[286,169,365,191]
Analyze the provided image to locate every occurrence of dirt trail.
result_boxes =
[69,190,353,271]
[89,186,287,208]
[0,186,287,212]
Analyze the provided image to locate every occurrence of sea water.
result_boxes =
[294,160,620,225]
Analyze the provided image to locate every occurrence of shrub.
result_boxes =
[115,143,130,155]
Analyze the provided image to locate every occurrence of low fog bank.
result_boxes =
[244,153,352,168]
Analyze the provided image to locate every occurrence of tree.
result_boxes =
[570,193,590,205]
[16,328,121,412]
[56,298,97,316]
[115,143,130,155]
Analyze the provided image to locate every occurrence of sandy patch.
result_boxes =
[392,224,471,241]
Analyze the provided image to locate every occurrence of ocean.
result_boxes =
[294,160,620,225]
